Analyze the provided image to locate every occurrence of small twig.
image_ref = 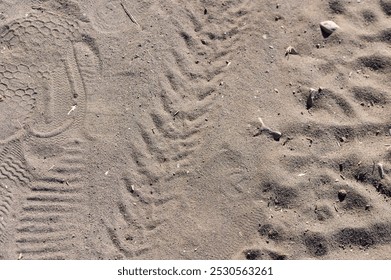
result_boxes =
[378,163,385,179]
[67,105,76,115]
[17,119,23,129]
[258,117,265,127]
[120,2,140,26]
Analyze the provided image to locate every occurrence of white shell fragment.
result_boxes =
[254,117,282,141]
[320,20,339,36]
[285,46,299,57]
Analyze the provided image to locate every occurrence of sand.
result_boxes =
[0,0,390,260]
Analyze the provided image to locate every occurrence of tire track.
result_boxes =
[95,0,258,258]
[130,0,256,183]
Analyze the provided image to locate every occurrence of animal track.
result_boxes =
[328,0,346,14]
[358,55,391,72]
[245,0,391,259]
[304,232,328,257]
[380,0,391,16]
[351,86,389,106]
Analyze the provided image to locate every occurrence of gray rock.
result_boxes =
[338,189,347,202]
[320,20,339,37]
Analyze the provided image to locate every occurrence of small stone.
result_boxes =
[285,46,299,57]
[271,131,282,141]
[320,21,339,38]
[306,88,320,109]
[338,189,347,202]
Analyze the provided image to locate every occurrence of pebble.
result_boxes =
[338,189,347,202]
[271,131,282,141]
[306,88,320,109]
[285,46,299,56]
[320,20,339,36]
[340,136,347,142]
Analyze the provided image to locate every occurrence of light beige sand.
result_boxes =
[0,0,390,259]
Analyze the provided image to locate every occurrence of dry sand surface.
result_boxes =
[0,0,390,260]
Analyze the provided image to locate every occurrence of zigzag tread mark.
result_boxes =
[1,159,31,181]
[0,184,13,240]
[0,165,30,184]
